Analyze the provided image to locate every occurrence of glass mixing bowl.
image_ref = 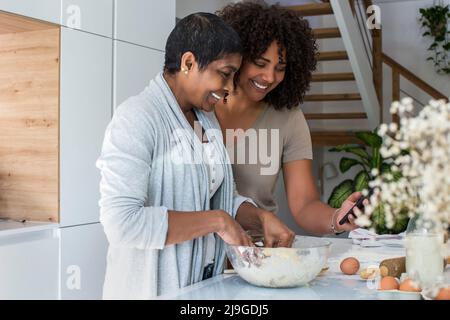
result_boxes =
[226,236,331,288]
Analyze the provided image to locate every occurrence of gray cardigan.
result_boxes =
[96,72,252,299]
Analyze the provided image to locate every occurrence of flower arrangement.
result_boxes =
[356,98,450,233]
[327,130,409,234]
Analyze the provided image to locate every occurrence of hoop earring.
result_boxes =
[223,92,229,104]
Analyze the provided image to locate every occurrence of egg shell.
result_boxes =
[435,287,450,300]
[379,276,399,290]
[340,257,360,275]
[399,278,421,292]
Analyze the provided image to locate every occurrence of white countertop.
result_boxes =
[158,237,449,300]
[0,219,59,237]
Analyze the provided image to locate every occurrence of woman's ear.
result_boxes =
[180,51,197,74]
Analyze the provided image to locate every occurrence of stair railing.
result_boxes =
[353,0,448,124]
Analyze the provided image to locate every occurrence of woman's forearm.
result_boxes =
[235,202,264,231]
[292,200,336,235]
[166,210,224,246]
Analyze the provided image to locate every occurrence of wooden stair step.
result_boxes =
[311,131,361,146]
[305,113,367,120]
[304,93,361,101]
[311,72,355,82]
[287,3,333,16]
[313,27,341,39]
[316,51,348,61]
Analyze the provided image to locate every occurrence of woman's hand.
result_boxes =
[259,211,295,248]
[334,191,369,233]
[215,210,253,247]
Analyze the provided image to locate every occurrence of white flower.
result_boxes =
[378,124,388,136]
[364,98,450,233]
[401,97,413,105]
[389,123,398,132]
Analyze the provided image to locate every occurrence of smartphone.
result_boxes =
[338,189,373,225]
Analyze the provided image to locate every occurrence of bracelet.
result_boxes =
[331,208,344,235]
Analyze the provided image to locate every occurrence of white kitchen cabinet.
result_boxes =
[61,0,113,37]
[0,228,59,299]
[114,40,164,108]
[114,0,175,50]
[60,27,112,227]
[59,223,108,299]
[0,0,61,24]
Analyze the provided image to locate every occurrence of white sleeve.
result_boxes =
[96,102,168,250]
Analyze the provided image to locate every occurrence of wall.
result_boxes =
[176,0,236,17]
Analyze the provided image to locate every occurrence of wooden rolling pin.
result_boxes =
[379,256,449,278]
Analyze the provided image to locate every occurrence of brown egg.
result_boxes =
[435,287,450,300]
[340,257,360,275]
[399,278,421,292]
[379,276,399,290]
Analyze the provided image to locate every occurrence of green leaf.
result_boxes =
[329,145,371,167]
[339,157,364,173]
[355,131,382,148]
[327,180,354,209]
[353,170,370,192]
[371,204,387,234]
[329,144,361,152]
[427,57,434,61]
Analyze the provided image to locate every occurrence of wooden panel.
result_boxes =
[0,0,61,25]
[313,27,340,39]
[372,28,383,123]
[316,51,348,61]
[0,10,57,35]
[304,93,361,101]
[0,13,59,222]
[392,68,400,125]
[305,112,366,120]
[311,72,355,82]
[311,131,361,146]
[287,3,333,16]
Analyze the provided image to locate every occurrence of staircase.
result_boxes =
[285,0,447,146]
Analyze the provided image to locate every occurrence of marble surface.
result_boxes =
[159,237,411,300]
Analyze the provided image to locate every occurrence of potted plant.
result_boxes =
[419,2,450,74]
[327,130,409,234]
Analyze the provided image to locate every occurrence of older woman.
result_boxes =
[96,13,270,299]
[215,2,368,242]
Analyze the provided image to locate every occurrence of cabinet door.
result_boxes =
[0,0,61,24]
[61,0,113,38]
[60,27,112,227]
[59,223,108,300]
[114,40,164,108]
[0,230,59,299]
[114,0,175,50]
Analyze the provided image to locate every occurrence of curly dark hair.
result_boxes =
[217,1,318,110]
